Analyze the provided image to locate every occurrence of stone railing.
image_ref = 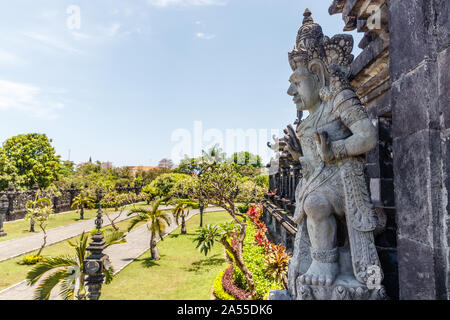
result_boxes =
[267,157,301,215]
[261,198,297,255]
[0,183,142,222]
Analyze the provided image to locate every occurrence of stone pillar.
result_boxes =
[0,194,7,237]
[289,166,296,202]
[284,168,289,200]
[389,0,450,300]
[6,183,15,221]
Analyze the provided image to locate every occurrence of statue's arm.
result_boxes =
[331,98,377,160]
[317,94,377,162]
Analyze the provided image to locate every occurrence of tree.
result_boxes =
[0,148,18,191]
[127,198,172,260]
[158,158,174,170]
[173,157,201,175]
[253,174,269,189]
[150,173,189,199]
[186,161,258,300]
[202,144,226,164]
[60,161,75,178]
[228,152,262,168]
[71,190,95,220]
[171,198,198,234]
[25,190,54,256]
[26,230,126,300]
[2,133,62,190]
[236,179,265,207]
[142,184,159,204]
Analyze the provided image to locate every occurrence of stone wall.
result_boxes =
[387,0,449,300]
[0,184,142,222]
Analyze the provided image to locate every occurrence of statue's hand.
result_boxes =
[316,130,335,163]
[283,144,302,161]
[283,124,303,160]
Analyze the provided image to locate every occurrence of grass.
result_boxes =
[0,202,149,243]
[0,204,160,292]
[100,210,232,300]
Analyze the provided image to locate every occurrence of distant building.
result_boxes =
[128,166,159,176]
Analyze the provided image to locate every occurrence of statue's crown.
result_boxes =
[289,9,354,75]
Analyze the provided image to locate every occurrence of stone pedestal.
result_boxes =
[270,276,388,300]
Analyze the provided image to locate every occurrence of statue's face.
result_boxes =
[287,67,321,111]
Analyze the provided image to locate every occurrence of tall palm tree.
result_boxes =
[26,230,126,300]
[71,190,95,220]
[127,198,172,260]
[171,199,198,235]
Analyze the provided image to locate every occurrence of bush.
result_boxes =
[231,221,283,299]
[213,268,235,300]
[253,174,269,189]
[20,255,44,265]
[237,205,249,213]
[222,265,251,300]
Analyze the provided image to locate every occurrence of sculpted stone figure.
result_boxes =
[274,9,387,300]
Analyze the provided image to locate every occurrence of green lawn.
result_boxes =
[100,210,231,300]
[0,202,148,243]
[0,205,152,291]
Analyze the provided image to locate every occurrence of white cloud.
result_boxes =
[196,32,215,40]
[70,31,91,40]
[23,32,85,55]
[99,23,122,37]
[0,49,27,67]
[0,80,65,119]
[40,9,59,19]
[147,0,228,7]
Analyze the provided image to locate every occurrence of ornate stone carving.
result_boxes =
[270,9,387,300]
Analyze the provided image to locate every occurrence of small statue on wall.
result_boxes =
[272,9,387,300]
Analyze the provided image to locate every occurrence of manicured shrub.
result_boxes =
[223,265,251,300]
[237,205,249,213]
[213,268,235,300]
[231,221,283,299]
[20,255,44,265]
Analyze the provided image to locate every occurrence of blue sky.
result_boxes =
[0,0,362,167]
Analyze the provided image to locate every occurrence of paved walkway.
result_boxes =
[0,205,175,262]
[0,207,222,300]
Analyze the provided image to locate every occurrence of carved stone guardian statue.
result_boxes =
[270,9,387,300]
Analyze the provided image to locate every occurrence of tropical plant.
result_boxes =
[186,161,259,300]
[194,224,221,256]
[26,230,126,300]
[71,190,95,220]
[25,190,54,257]
[127,198,172,260]
[171,198,198,234]
[264,243,291,286]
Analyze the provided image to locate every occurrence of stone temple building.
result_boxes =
[264,0,449,300]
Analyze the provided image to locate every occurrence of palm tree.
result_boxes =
[71,190,95,220]
[26,230,126,300]
[127,198,172,260]
[171,199,198,235]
